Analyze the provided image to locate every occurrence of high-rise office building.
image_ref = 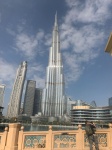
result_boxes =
[0,84,5,107]
[23,80,36,116]
[42,14,67,117]
[7,61,27,118]
[33,88,43,115]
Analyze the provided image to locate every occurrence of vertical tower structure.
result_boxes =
[33,88,43,115]
[23,80,36,116]
[7,61,27,118]
[0,84,5,107]
[42,14,67,117]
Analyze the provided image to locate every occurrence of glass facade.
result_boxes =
[23,80,36,116]
[33,88,43,115]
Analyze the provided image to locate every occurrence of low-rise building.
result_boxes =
[71,100,112,126]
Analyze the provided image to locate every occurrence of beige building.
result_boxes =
[105,32,112,55]
[7,61,27,118]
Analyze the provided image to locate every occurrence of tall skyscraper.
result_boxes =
[33,88,43,115]
[23,80,36,116]
[42,14,67,117]
[7,61,27,118]
[0,84,5,107]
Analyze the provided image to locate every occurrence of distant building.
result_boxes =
[42,14,67,117]
[0,84,5,107]
[7,61,27,118]
[0,106,4,122]
[20,102,24,114]
[105,32,112,55]
[17,114,31,123]
[71,100,112,126]
[33,88,43,115]
[23,80,36,116]
[108,97,112,106]
[67,98,76,116]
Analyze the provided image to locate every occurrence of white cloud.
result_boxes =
[34,75,45,88]
[59,0,112,84]
[5,0,112,86]
[27,63,45,88]
[65,0,112,24]
[0,58,16,87]
[28,63,44,74]
[61,24,104,54]
[44,33,52,46]
[15,30,45,59]
[7,27,45,59]
[16,33,38,58]
[63,52,83,83]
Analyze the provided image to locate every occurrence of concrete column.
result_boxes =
[46,125,52,150]
[109,123,112,150]
[5,123,21,150]
[18,126,24,150]
[76,125,83,150]
[0,127,8,150]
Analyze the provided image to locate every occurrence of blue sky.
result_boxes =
[0,0,112,114]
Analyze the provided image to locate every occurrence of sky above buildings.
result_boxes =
[0,0,112,114]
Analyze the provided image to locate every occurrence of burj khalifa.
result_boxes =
[42,14,67,117]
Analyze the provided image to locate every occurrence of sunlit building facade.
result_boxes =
[42,14,67,117]
[7,61,27,118]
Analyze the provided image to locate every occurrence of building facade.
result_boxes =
[108,97,112,106]
[33,88,43,115]
[71,100,112,126]
[67,98,76,116]
[7,61,27,118]
[105,32,112,55]
[0,84,5,107]
[42,14,67,117]
[23,80,36,116]
[0,106,4,122]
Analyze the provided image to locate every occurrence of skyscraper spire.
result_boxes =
[42,14,67,117]
[54,11,58,26]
